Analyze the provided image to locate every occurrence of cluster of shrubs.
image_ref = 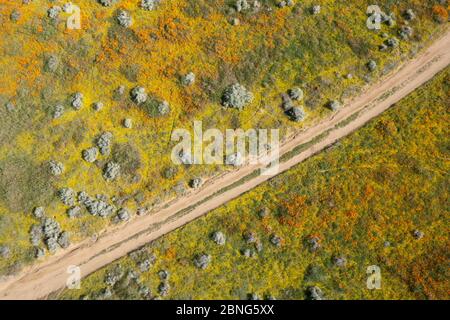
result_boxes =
[281,87,307,122]
[29,207,70,258]
[85,248,165,299]
[99,264,152,300]
[131,86,171,117]
[56,187,146,224]
[221,83,253,110]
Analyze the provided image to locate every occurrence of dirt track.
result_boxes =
[0,30,449,300]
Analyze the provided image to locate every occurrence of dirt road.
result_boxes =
[1,30,449,300]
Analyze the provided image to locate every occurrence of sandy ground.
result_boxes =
[0,30,449,300]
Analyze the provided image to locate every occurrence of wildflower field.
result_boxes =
[0,0,447,292]
[60,67,449,300]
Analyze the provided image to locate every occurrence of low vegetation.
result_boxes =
[0,0,447,280]
[59,67,449,300]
